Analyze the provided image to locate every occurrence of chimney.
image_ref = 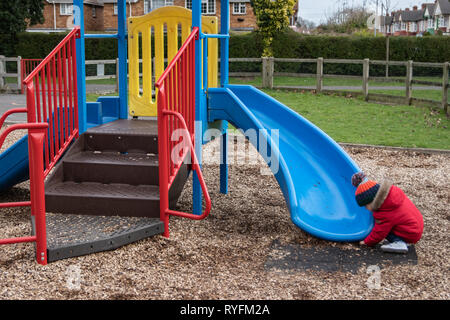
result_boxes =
[413,6,418,11]
[422,4,427,10]
[391,11,395,16]
[405,8,410,11]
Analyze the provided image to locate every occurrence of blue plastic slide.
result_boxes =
[208,85,374,241]
[0,135,29,192]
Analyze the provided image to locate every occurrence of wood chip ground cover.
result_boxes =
[0,126,448,299]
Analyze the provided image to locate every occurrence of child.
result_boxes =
[351,172,424,253]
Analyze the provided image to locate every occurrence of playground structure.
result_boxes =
[0,1,373,265]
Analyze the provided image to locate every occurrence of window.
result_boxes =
[145,0,174,14]
[233,2,246,15]
[92,7,96,18]
[60,3,73,16]
[113,4,118,15]
[185,0,216,15]
[401,22,406,30]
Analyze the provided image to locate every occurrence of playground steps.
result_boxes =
[45,119,189,218]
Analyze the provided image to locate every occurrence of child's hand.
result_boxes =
[359,240,366,246]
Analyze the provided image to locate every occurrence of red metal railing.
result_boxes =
[0,27,80,265]
[21,59,43,94]
[24,27,80,176]
[0,121,48,264]
[155,27,211,238]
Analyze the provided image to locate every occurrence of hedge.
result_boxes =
[2,29,449,77]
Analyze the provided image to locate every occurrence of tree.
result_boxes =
[250,0,297,57]
[0,0,45,55]
[322,4,372,34]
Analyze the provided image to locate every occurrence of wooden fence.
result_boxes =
[0,56,21,91]
[233,57,449,114]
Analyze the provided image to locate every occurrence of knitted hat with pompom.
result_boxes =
[351,172,380,207]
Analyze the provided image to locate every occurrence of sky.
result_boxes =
[298,0,428,25]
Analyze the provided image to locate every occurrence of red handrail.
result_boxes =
[23,27,80,177]
[0,108,27,128]
[0,122,48,264]
[0,27,80,265]
[155,27,211,237]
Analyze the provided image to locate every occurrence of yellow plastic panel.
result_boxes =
[128,6,218,117]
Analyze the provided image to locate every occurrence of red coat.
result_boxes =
[364,185,424,246]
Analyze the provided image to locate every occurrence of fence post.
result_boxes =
[316,57,323,93]
[0,55,5,88]
[385,36,390,78]
[262,57,274,89]
[363,58,370,101]
[406,60,413,105]
[17,56,22,92]
[443,62,449,115]
[97,62,105,78]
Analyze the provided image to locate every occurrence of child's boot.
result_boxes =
[380,240,409,253]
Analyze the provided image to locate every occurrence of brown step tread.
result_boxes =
[65,151,158,166]
[86,119,158,136]
[62,151,159,185]
[46,181,159,200]
[45,182,160,217]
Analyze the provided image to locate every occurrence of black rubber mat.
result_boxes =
[43,213,164,262]
[265,239,418,274]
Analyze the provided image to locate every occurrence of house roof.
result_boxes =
[401,9,424,22]
[424,3,436,16]
[435,0,450,15]
[393,11,403,22]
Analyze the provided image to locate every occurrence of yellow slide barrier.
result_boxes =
[128,6,218,117]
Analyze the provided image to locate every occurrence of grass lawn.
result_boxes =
[88,89,449,150]
[264,90,449,150]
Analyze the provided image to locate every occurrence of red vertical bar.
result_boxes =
[71,37,79,135]
[28,129,48,265]
[57,50,64,150]
[177,59,181,138]
[25,82,36,218]
[157,85,170,238]
[40,69,50,170]
[46,63,55,162]
[52,57,60,153]
[62,44,69,141]
[190,41,194,135]
[67,41,73,136]
[34,75,42,123]
[168,71,173,177]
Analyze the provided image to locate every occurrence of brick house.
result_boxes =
[28,0,104,32]
[101,0,257,31]
[434,0,450,33]
[379,0,450,36]
[27,0,270,32]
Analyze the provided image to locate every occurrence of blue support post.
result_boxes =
[219,0,230,194]
[74,0,87,134]
[117,0,128,119]
[193,0,203,215]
